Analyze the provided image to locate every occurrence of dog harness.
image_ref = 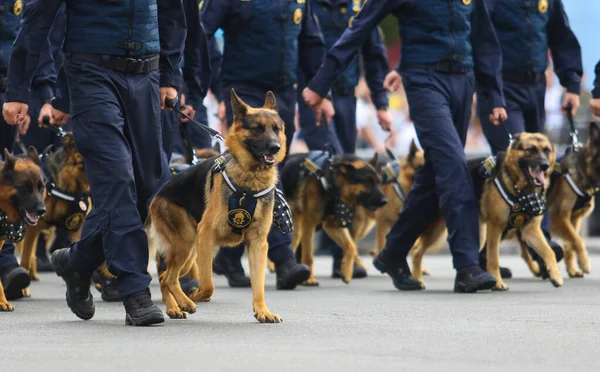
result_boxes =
[211,155,293,235]
[381,160,406,201]
[493,173,546,231]
[39,145,91,231]
[301,151,355,227]
[0,209,26,243]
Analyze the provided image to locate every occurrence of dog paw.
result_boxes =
[567,268,584,278]
[422,268,431,276]
[529,261,541,277]
[22,288,31,298]
[301,277,319,286]
[254,310,282,324]
[492,281,509,291]
[267,260,276,273]
[0,301,14,312]
[549,274,563,288]
[166,308,188,319]
[179,301,197,314]
[189,289,213,303]
[578,255,591,274]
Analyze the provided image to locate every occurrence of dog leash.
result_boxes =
[41,116,66,137]
[564,103,581,152]
[320,113,335,159]
[499,118,513,145]
[165,95,225,142]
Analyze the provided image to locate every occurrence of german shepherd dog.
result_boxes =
[17,134,90,293]
[546,123,600,278]
[281,152,387,285]
[147,89,285,323]
[0,148,47,311]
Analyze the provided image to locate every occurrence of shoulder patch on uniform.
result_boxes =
[538,0,548,13]
[13,0,23,15]
[352,0,361,12]
[293,8,303,24]
[297,0,306,3]
[462,0,471,5]
[199,0,204,11]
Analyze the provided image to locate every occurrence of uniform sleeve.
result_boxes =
[158,0,187,90]
[297,0,325,82]
[201,0,231,101]
[30,4,66,106]
[307,0,399,97]
[593,60,600,99]
[5,0,64,104]
[182,0,211,110]
[548,0,583,95]
[52,66,70,114]
[208,37,223,102]
[361,26,389,110]
[471,0,505,109]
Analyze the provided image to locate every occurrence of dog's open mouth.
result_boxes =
[20,208,41,226]
[528,168,547,188]
[261,153,277,166]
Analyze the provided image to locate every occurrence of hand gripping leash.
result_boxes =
[564,103,581,152]
[165,95,225,142]
[42,116,66,137]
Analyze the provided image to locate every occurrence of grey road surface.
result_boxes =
[1,255,599,372]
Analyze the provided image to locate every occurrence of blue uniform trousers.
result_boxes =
[378,68,480,270]
[64,58,169,297]
[219,83,296,264]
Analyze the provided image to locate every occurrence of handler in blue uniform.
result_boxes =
[592,60,600,118]
[4,0,186,326]
[477,0,583,276]
[201,0,322,290]
[304,0,506,292]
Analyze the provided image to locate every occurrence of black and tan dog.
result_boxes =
[546,123,600,278]
[147,89,285,322]
[281,151,387,285]
[0,148,47,311]
[17,134,90,293]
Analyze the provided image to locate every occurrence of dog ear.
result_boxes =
[26,146,41,167]
[510,133,522,148]
[61,133,76,156]
[369,152,378,168]
[230,88,248,121]
[589,122,600,146]
[409,139,418,159]
[213,141,221,154]
[263,91,278,111]
[332,161,355,176]
[2,148,16,174]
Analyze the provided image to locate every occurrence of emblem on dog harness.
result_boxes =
[228,209,252,229]
[66,213,85,231]
[494,176,545,232]
[508,212,528,229]
[0,210,27,243]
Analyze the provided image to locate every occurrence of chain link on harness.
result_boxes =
[0,209,27,243]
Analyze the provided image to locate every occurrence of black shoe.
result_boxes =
[332,259,368,279]
[275,257,310,290]
[373,255,424,291]
[479,253,512,279]
[179,275,199,296]
[122,288,164,326]
[51,248,95,320]
[91,270,120,302]
[213,254,251,288]
[0,266,30,301]
[36,255,55,273]
[454,265,496,293]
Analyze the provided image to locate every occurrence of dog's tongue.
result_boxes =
[531,169,546,188]
[264,154,275,162]
[26,211,39,224]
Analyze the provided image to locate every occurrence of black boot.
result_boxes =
[51,248,95,320]
[479,251,512,279]
[91,270,120,302]
[332,259,367,279]
[179,275,199,296]
[373,255,424,291]
[122,288,164,326]
[0,266,30,300]
[454,265,497,293]
[275,257,310,290]
[212,252,251,288]
[36,255,55,273]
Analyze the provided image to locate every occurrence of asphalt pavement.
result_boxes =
[1,254,599,372]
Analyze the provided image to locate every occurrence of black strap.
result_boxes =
[69,53,159,74]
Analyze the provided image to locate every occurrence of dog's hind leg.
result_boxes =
[189,224,216,303]
[322,222,356,284]
[410,240,426,284]
[300,218,318,286]
[486,221,508,291]
[521,222,563,288]
[571,216,590,275]
[248,239,280,323]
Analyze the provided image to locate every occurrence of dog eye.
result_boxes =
[253,126,265,133]
[38,181,45,192]
[543,147,551,154]
[526,147,537,154]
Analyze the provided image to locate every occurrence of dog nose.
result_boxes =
[540,162,550,172]
[267,142,281,154]
[36,206,46,216]
[376,197,387,208]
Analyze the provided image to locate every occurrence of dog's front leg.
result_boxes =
[569,216,590,275]
[521,221,563,288]
[189,224,215,303]
[248,239,280,323]
[486,221,508,291]
[322,222,356,284]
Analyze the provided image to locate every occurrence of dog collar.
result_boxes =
[493,174,545,230]
[0,209,27,243]
[381,161,405,202]
[212,156,276,234]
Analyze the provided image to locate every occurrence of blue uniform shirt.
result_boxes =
[593,60,600,100]
[308,0,505,109]
[487,0,583,94]
[0,0,26,74]
[312,0,388,109]
[201,0,325,89]
[6,0,187,104]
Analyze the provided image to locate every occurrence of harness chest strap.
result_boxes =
[382,161,405,202]
[493,176,546,230]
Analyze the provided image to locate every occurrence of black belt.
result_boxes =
[502,70,544,84]
[69,53,159,75]
[408,61,473,74]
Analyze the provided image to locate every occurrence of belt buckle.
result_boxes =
[125,57,144,74]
